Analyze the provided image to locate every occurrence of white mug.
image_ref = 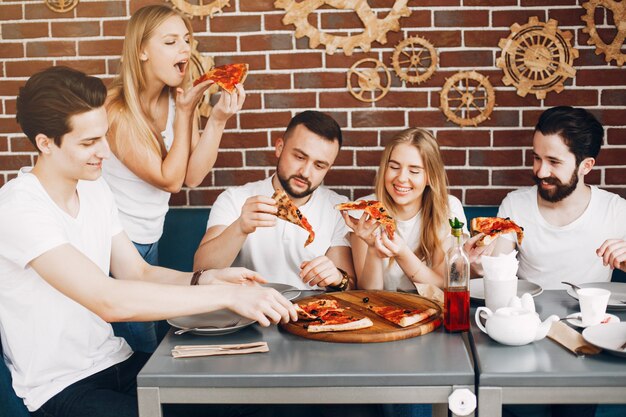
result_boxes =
[578,288,611,326]
[484,277,518,312]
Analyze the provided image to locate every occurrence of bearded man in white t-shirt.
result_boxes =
[469,106,626,291]
[194,111,355,291]
[0,66,296,417]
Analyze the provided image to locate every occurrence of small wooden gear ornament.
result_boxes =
[347,58,391,103]
[274,0,411,55]
[581,0,626,66]
[45,0,79,13]
[440,71,496,127]
[169,0,230,19]
[391,35,438,85]
[189,40,219,117]
[496,17,578,100]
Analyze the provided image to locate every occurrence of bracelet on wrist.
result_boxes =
[329,267,350,291]
[190,269,207,286]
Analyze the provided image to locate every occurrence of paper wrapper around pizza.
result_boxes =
[414,283,444,306]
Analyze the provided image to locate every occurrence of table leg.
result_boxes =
[137,387,163,417]
[478,387,502,417]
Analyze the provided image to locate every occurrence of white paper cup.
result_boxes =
[484,277,518,312]
[578,288,611,326]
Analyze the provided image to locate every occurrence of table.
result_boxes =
[471,290,626,417]
[137,315,475,417]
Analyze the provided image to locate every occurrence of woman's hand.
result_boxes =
[341,211,379,247]
[175,79,214,115]
[373,229,409,259]
[200,267,267,286]
[210,84,246,124]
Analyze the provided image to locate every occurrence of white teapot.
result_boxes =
[475,294,559,346]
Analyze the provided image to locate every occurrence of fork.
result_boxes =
[174,320,240,335]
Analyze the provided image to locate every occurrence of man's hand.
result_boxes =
[200,267,267,286]
[236,195,277,235]
[300,256,343,288]
[341,211,378,247]
[224,285,298,327]
[464,233,497,264]
[597,239,626,271]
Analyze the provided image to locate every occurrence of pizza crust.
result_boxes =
[307,317,373,333]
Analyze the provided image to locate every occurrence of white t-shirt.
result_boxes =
[0,170,133,411]
[206,177,350,289]
[358,194,467,291]
[498,186,626,290]
[102,92,176,244]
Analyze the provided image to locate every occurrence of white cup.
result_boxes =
[484,277,518,312]
[578,288,611,326]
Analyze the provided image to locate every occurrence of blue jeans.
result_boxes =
[111,241,168,353]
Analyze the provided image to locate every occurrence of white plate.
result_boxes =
[582,322,626,358]
[565,312,620,329]
[168,309,255,336]
[469,278,543,301]
[263,283,301,301]
[566,282,626,310]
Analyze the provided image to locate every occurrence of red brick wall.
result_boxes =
[1,0,624,206]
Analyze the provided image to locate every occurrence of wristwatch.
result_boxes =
[329,267,350,291]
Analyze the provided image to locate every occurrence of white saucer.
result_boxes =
[565,312,620,329]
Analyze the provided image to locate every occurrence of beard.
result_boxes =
[533,169,578,203]
[276,170,317,199]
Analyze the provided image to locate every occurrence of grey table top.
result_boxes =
[471,289,626,387]
[138,311,474,389]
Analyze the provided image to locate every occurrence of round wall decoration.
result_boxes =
[496,17,578,99]
[169,0,230,19]
[45,0,79,13]
[274,0,411,56]
[347,58,391,102]
[391,35,438,85]
[581,0,626,66]
[440,70,496,127]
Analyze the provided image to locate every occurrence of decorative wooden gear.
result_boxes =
[347,58,391,103]
[496,17,578,100]
[391,35,438,85]
[169,0,230,19]
[581,0,626,67]
[189,40,219,118]
[45,0,79,13]
[274,0,411,56]
[440,71,496,127]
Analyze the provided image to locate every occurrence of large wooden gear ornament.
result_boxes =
[169,0,230,19]
[45,0,79,13]
[581,0,626,67]
[391,35,438,85]
[496,17,578,100]
[347,58,391,103]
[440,71,496,127]
[274,0,411,56]
[189,40,219,117]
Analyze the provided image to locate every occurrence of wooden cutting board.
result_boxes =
[280,290,442,343]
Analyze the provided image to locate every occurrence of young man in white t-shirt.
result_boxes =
[0,66,296,417]
[194,111,355,291]
[467,106,626,417]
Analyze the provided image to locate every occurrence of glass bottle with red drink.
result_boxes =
[444,217,470,332]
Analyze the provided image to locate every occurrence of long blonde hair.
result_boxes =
[106,5,193,160]
[374,128,450,266]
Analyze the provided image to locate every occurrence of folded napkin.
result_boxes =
[171,341,269,358]
[414,283,444,306]
[482,250,519,281]
[547,321,601,356]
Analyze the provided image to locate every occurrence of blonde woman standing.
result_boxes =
[341,128,468,291]
[103,5,245,352]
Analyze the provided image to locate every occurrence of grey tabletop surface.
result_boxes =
[471,289,626,386]
[137,303,474,389]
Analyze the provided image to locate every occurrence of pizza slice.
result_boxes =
[370,306,439,328]
[470,216,524,247]
[295,299,342,321]
[193,63,249,92]
[272,188,315,247]
[335,200,396,239]
[306,311,374,333]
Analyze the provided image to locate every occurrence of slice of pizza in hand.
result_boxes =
[335,200,397,239]
[271,189,315,247]
[193,63,249,91]
[470,216,524,247]
[369,305,439,328]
